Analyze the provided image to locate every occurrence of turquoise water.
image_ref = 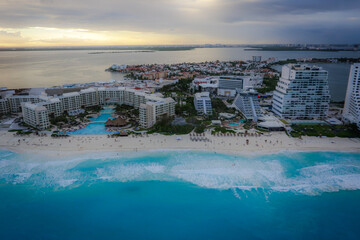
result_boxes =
[69,108,116,135]
[101,108,115,114]
[90,113,112,122]
[67,122,115,135]
[0,150,360,239]
[229,120,245,126]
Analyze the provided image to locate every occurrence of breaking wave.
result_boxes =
[0,150,360,195]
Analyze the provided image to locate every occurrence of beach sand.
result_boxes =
[1,130,359,156]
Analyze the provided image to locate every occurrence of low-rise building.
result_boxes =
[218,76,244,97]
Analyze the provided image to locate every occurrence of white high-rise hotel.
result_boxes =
[343,63,360,130]
[272,64,330,119]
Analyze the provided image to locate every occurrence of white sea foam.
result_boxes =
[0,150,359,195]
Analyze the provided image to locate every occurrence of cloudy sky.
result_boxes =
[0,0,359,46]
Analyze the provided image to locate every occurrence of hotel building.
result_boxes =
[21,102,50,130]
[343,63,360,130]
[80,88,98,107]
[8,95,41,113]
[272,64,330,119]
[233,90,262,122]
[217,76,244,97]
[194,92,212,115]
[0,99,10,115]
[59,92,81,112]
[1,87,176,130]
[139,98,175,129]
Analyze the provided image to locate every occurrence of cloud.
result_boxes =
[0,30,28,46]
[0,0,359,45]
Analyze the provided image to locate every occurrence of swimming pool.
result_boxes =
[67,122,116,135]
[101,108,115,114]
[68,108,117,135]
[229,120,245,126]
[90,114,113,122]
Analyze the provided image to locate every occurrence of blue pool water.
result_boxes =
[101,108,115,114]
[0,150,360,239]
[67,122,115,135]
[90,113,113,122]
[68,108,116,135]
[229,120,245,126]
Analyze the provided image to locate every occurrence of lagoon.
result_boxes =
[1,48,359,101]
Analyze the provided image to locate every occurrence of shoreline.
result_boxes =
[1,131,359,158]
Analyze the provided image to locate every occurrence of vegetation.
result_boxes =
[271,59,298,66]
[85,105,102,113]
[226,99,233,104]
[257,75,280,94]
[50,114,69,125]
[147,116,194,135]
[9,129,33,135]
[160,78,193,96]
[194,125,206,134]
[290,124,360,138]
[211,98,235,118]
[211,126,236,134]
[115,104,139,124]
[175,97,197,117]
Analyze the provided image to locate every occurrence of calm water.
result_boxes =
[0,150,360,239]
[0,48,359,101]
[68,108,115,135]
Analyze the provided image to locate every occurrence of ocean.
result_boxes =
[0,48,359,101]
[1,150,360,239]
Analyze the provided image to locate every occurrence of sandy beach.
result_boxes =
[1,130,359,156]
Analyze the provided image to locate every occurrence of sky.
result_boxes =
[0,0,359,47]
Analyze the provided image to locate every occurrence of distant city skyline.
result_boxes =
[0,0,360,47]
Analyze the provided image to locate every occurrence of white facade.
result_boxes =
[0,99,10,115]
[192,77,218,91]
[194,92,212,115]
[272,64,330,119]
[343,63,360,130]
[38,98,63,117]
[59,92,81,112]
[2,86,176,129]
[139,98,176,128]
[233,90,262,122]
[21,102,50,130]
[8,95,42,113]
[80,88,98,107]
